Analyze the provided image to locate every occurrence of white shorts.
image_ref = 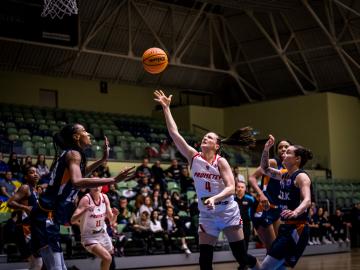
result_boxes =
[198,202,242,237]
[81,232,113,253]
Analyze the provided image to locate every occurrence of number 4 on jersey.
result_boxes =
[205,181,211,192]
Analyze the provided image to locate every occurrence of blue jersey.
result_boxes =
[279,169,310,222]
[261,158,286,206]
[38,150,85,224]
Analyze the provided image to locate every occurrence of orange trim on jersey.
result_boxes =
[199,153,217,165]
[60,168,70,186]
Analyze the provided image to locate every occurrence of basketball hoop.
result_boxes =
[41,0,78,19]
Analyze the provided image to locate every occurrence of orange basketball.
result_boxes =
[142,47,168,74]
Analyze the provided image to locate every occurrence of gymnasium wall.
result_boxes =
[0,71,167,116]
[326,94,360,180]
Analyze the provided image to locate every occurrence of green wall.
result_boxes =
[327,94,360,180]
[0,71,158,116]
[223,93,331,171]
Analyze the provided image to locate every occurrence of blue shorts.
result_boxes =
[30,206,62,253]
[268,223,309,268]
[252,207,281,229]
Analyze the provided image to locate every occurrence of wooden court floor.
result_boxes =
[156,249,360,270]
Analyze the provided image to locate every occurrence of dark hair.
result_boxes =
[293,145,313,168]
[50,124,87,171]
[23,165,36,176]
[221,126,256,148]
[36,154,46,166]
[275,139,292,150]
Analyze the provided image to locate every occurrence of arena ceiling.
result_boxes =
[0,0,360,106]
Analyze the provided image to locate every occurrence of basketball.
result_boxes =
[142,47,168,74]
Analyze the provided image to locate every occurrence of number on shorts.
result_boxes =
[96,220,101,227]
[205,181,211,192]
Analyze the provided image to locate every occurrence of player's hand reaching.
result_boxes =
[114,166,136,183]
[102,136,110,161]
[154,90,172,108]
[264,134,275,151]
[111,207,119,216]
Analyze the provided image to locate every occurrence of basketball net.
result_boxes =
[41,0,78,19]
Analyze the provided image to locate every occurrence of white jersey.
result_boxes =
[80,193,107,237]
[191,153,236,213]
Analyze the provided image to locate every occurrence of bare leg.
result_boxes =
[256,224,276,252]
[88,244,112,270]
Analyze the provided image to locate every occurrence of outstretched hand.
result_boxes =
[102,136,110,161]
[154,90,172,108]
[114,166,136,183]
[264,134,275,151]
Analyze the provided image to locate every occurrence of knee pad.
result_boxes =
[229,240,257,268]
[199,244,214,270]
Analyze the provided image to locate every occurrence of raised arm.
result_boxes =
[260,135,282,180]
[154,90,197,162]
[67,150,135,188]
[281,173,311,219]
[204,158,235,209]
[249,159,278,207]
[85,136,109,176]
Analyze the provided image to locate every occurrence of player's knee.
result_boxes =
[199,244,214,270]
[102,252,112,264]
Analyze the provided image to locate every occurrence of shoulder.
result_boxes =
[65,150,82,163]
[78,194,90,206]
[17,184,31,194]
[245,194,255,202]
[295,172,311,186]
[217,156,230,168]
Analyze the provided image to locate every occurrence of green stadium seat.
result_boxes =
[19,128,30,135]
[32,135,44,142]
[20,134,31,142]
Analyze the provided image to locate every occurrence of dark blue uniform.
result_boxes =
[235,193,255,250]
[252,159,286,228]
[268,169,310,267]
[31,150,85,252]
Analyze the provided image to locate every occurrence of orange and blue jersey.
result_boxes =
[38,150,85,224]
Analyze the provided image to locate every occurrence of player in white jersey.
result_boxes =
[154,90,259,270]
[71,186,118,270]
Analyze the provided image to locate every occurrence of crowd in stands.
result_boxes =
[1,153,360,260]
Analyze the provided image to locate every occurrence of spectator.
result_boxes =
[149,210,166,252]
[107,184,121,209]
[161,206,191,255]
[0,152,9,178]
[151,189,163,211]
[179,166,194,194]
[165,159,181,182]
[159,139,171,160]
[35,154,50,185]
[139,195,154,216]
[318,207,332,244]
[234,166,246,183]
[138,176,153,193]
[0,171,22,201]
[330,209,350,243]
[136,158,153,179]
[308,208,320,245]
[151,160,166,192]
[21,156,34,175]
[132,211,152,254]
[171,191,188,212]
[7,152,21,178]
[117,197,135,228]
